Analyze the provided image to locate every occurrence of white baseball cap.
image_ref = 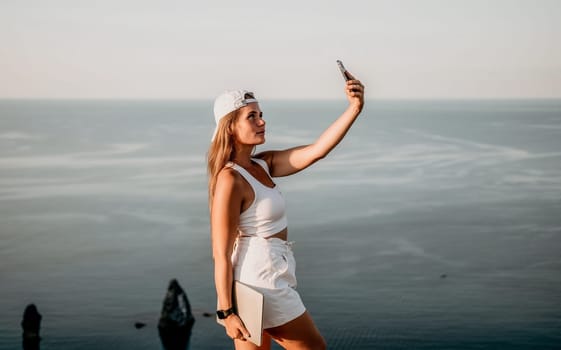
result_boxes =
[212,89,258,141]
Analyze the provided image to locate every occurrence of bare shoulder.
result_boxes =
[216,166,243,191]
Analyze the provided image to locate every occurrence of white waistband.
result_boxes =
[235,235,294,249]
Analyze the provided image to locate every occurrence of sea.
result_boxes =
[0,99,560,349]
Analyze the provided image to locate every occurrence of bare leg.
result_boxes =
[234,331,272,350]
[265,311,326,350]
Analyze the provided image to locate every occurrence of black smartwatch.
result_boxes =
[216,307,235,319]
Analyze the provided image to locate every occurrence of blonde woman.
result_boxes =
[208,73,364,350]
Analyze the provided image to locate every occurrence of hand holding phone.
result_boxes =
[337,60,364,108]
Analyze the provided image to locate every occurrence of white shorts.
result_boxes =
[232,236,306,329]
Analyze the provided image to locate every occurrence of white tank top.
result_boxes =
[228,158,287,237]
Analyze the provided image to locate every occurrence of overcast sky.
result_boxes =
[1,0,560,100]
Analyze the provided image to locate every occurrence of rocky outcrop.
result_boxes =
[21,304,42,350]
[158,279,195,350]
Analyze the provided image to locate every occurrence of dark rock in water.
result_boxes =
[134,322,146,329]
[202,312,213,318]
[440,274,447,279]
[21,304,42,350]
[158,279,195,350]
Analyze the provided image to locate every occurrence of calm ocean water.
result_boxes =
[1,99,560,349]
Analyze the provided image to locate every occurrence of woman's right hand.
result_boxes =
[224,314,251,341]
[344,72,365,111]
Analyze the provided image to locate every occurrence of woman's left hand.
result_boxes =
[344,72,364,110]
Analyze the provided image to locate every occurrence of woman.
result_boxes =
[208,72,364,350]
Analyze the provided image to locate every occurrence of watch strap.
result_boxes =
[216,307,235,319]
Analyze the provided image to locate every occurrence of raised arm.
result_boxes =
[210,169,250,340]
[260,75,365,177]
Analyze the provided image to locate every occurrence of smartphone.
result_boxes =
[336,60,352,81]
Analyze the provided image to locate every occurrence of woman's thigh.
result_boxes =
[265,311,326,350]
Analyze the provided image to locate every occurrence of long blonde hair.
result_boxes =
[207,109,240,205]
